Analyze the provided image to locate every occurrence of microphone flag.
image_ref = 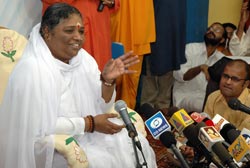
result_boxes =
[198,126,224,151]
[145,111,171,139]
[228,135,250,162]
[241,128,250,142]
[212,114,230,131]
[169,108,194,132]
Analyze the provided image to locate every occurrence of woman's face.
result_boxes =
[45,14,84,63]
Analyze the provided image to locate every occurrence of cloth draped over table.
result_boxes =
[111,0,156,109]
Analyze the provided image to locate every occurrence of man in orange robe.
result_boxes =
[42,0,120,71]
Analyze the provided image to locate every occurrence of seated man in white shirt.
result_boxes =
[172,22,226,113]
[229,1,250,56]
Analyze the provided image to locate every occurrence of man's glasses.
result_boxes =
[207,26,222,33]
[221,73,247,82]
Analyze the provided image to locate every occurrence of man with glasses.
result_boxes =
[204,59,250,130]
[172,22,227,113]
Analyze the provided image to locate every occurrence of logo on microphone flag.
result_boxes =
[145,111,171,139]
[199,126,224,151]
[228,135,250,162]
[241,128,250,144]
[169,109,194,132]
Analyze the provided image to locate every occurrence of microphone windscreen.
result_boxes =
[195,121,207,129]
[182,124,200,146]
[228,98,240,110]
[220,123,239,144]
[159,131,176,148]
[166,106,179,118]
[114,100,127,112]
[140,103,156,119]
[227,129,241,144]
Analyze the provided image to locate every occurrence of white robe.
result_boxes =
[0,24,157,168]
[229,27,250,56]
[173,42,224,112]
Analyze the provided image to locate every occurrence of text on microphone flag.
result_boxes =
[228,135,250,162]
[145,111,170,139]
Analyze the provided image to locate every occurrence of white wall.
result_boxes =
[0,0,42,37]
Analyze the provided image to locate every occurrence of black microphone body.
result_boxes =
[220,123,240,144]
[160,131,190,168]
[168,108,225,168]
[97,0,104,12]
[184,123,225,168]
[115,100,142,150]
[141,103,190,167]
[212,142,239,168]
[228,98,250,114]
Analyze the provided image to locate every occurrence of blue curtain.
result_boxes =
[144,0,187,75]
[186,0,209,43]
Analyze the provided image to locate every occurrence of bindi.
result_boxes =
[76,22,82,29]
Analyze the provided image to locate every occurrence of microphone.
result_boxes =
[239,128,250,162]
[190,111,211,123]
[228,135,250,162]
[190,111,214,126]
[198,125,239,168]
[143,104,190,168]
[160,131,190,168]
[169,108,194,133]
[97,0,104,12]
[212,114,230,131]
[198,126,225,151]
[140,103,158,120]
[169,109,225,168]
[220,124,250,163]
[241,128,250,141]
[220,123,240,144]
[114,100,142,150]
[228,98,250,114]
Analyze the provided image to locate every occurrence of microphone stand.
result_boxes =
[132,137,148,168]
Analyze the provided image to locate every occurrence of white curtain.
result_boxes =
[0,0,42,37]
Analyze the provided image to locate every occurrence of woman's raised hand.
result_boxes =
[101,51,139,82]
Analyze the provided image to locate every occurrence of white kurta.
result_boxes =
[229,27,250,56]
[0,24,157,168]
[172,42,224,112]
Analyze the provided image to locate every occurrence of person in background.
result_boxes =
[172,22,226,113]
[140,0,187,112]
[42,0,120,71]
[0,3,157,168]
[110,0,156,109]
[204,59,250,130]
[229,1,250,56]
[217,23,237,56]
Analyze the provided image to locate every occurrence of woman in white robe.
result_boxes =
[0,3,157,168]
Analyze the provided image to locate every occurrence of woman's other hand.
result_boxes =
[94,113,125,134]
